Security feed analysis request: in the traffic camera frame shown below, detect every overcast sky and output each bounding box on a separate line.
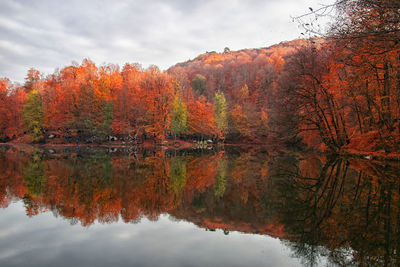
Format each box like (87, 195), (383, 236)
(0, 0), (332, 82)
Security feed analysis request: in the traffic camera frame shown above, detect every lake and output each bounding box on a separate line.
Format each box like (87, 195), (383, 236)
(0, 145), (398, 266)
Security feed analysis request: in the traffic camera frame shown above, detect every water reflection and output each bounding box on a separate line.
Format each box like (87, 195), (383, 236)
(279, 156), (400, 266)
(0, 145), (399, 266)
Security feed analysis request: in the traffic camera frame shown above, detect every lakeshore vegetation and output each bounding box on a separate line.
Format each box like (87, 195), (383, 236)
(0, 0), (399, 155)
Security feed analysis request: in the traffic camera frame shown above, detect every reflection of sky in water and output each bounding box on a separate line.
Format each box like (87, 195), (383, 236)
(0, 201), (306, 267)
(0, 147), (396, 266)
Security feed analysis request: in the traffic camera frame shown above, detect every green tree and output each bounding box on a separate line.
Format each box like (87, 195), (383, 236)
(23, 90), (44, 141)
(214, 91), (228, 133)
(170, 157), (186, 195)
(24, 151), (46, 197)
(214, 159), (227, 198)
(191, 74), (207, 95)
(170, 96), (188, 137)
(96, 101), (113, 140)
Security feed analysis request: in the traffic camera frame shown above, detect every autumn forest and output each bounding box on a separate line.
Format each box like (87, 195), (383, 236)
(0, 1), (399, 157)
(1, 1), (400, 266)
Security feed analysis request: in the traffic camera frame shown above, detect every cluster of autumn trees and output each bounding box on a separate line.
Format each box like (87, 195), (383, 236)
(0, 146), (399, 265)
(0, 40), (292, 143)
(167, 41), (299, 142)
(0, 62), (228, 143)
(168, 0), (400, 152)
(274, 0), (400, 153)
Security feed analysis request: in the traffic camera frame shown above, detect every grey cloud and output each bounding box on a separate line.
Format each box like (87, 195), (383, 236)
(0, 201), (309, 266)
(0, 0), (332, 82)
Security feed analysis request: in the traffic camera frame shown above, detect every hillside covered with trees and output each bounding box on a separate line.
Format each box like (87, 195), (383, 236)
(0, 0), (399, 155)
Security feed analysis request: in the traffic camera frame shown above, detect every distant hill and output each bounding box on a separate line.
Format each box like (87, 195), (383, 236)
(167, 39), (312, 143)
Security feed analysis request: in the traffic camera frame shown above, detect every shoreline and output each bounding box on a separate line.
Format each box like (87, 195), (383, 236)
(2, 142), (400, 162)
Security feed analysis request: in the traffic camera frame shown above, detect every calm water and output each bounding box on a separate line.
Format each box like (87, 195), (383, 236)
(0, 145), (399, 267)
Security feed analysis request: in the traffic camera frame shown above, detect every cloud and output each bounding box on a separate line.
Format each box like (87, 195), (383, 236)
(0, 0), (332, 82)
(0, 201), (307, 267)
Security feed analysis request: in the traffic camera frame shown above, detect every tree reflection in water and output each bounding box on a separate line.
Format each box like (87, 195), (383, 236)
(0, 145), (399, 266)
(278, 155), (400, 266)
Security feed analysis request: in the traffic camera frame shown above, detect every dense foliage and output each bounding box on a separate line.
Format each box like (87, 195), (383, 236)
(0, 0), (399, 154)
